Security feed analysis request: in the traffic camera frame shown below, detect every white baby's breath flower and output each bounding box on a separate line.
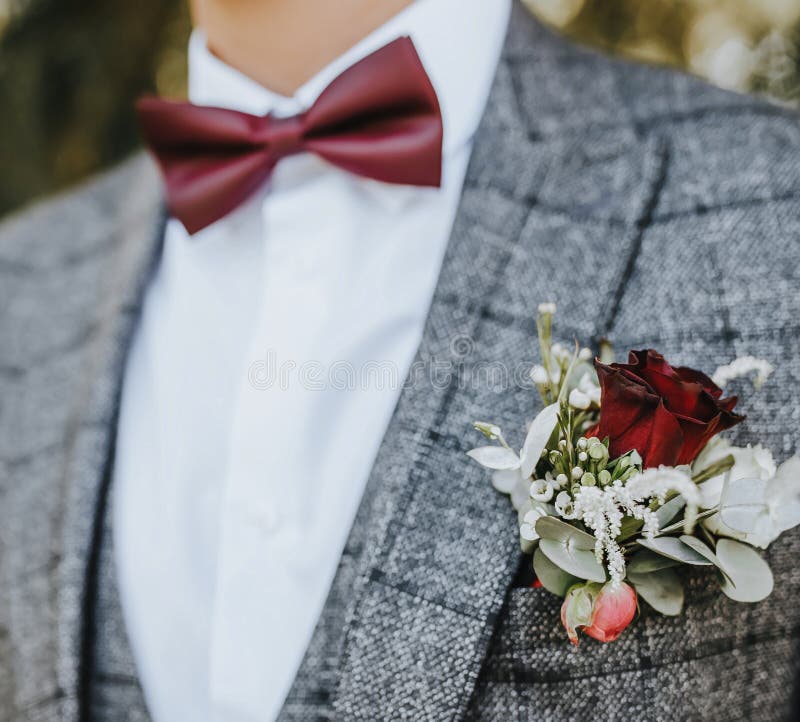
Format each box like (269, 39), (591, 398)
(711, 355), (774, 389)
(571, 466), (700, 584)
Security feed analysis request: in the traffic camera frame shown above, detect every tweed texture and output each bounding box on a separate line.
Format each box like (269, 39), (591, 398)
(1, 3), (800, 720)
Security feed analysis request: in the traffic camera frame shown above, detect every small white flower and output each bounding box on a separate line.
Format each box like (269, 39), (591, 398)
(571, 466), (584, 480)
(538, 302), (557, 315)
(555, 490), (577, 519)
(530, 478), (555, 502)
(521, 505), (549, 538)
(578, 347), (593, 361)
(555, 473), (569, 488)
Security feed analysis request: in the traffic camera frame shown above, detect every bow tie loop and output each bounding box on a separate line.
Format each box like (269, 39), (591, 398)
(138, 36), (443, 234)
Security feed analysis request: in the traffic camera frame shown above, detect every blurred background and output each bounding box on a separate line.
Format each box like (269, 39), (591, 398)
(0, 0), (798, 220)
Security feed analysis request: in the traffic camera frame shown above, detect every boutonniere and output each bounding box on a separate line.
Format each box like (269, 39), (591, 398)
(468, 303), (800, 645)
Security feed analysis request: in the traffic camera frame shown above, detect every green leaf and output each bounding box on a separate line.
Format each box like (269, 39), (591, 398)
(520, 403), (560, 478)
(638, 536), (713, 566)
(626, 550), (681, 575)
(628, 568), (684, 616)
(466, 446), (520, 470)
(679, 535), (734, 585)
(716, 539), (774, 603)
(616, 516), (643, 542)
(654, 495), (686, 528)
(535, 516), (596, 546)
(536, 517), (606, 582)
(533, 547), (580, 597)
(537, 539), (606, 582)
(692, 454), (735, 484)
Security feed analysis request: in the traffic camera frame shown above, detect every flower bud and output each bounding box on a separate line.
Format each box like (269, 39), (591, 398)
(530, 365), (549, 385)
(561, 581), (637, 645)
(588, 443), (608, 461)
(598, 469), (612, 486)
(568, 388), (591, 410)
(581, 472), (596, 487)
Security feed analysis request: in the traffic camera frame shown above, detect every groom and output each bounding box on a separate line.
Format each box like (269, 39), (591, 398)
(1, 0), (799, 719)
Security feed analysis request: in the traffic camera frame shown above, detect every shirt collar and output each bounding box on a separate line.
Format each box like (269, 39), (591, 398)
(188, 0), (511, 157)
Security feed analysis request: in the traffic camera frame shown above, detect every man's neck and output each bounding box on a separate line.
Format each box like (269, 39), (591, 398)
(190, 0), (416, 97)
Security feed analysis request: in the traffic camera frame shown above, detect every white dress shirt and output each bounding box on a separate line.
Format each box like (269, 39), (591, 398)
(113, 1), (510, 720)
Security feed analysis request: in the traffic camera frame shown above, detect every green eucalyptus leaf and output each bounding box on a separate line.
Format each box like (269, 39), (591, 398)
(626, 549), (681, 575)
(533, 547), (580, 597)
(520, 403), (560, 478)
(716, 539), (774, 603)
(536, 516), (606, 582)
(628, 568), (684, 616)
(539, 539), (606, 583)
(535, 516), (596, 547)
(654, 495), (686, 528)
(638, 536), (712, 566)
(616, 516), (644, 542)
(679, 535), (734, 585)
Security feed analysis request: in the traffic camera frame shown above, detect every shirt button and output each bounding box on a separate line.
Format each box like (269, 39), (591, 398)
(244, 504), (283, 535)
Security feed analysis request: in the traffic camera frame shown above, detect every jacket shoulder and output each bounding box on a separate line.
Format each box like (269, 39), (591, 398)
(505, 7), (800, 218)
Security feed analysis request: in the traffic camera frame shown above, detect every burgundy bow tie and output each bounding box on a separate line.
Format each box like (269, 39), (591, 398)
(137, 37), (443, 235)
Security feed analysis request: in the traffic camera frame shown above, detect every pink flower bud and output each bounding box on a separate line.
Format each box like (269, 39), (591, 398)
(561, 581), (637, 645)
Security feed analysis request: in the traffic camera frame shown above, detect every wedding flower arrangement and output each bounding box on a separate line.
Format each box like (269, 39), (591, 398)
(468, 303), (800, 645)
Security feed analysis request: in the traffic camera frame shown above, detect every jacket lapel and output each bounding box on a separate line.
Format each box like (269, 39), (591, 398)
(0, 154), (164, 719)
(283, 14), (534, 720)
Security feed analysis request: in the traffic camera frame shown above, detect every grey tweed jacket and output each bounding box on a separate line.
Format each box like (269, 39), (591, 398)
(2, 4), (800, 721)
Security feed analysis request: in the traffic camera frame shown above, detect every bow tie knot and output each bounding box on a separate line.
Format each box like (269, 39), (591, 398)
(259, 114), (307, 157)
(137, 36), (443, 234)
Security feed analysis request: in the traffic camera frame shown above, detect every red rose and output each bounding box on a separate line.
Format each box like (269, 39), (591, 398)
(593, 349), (743, 468)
